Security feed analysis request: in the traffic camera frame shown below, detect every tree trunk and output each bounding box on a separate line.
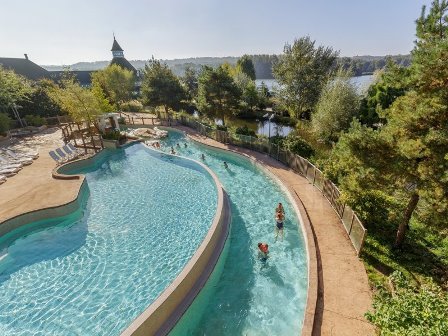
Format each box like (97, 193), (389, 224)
(394, 192), (420, 248)
(221, 111), (226, 126)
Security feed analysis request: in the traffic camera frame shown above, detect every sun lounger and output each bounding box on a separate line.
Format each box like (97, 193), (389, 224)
(0, 154), (32, 166)
(68, 143), (84, 156)
(55, 148), (71, 162)
(48, 150), (66, 165)
(10, 146), (39, 159)
(5, 149), (36, 161)
(0, 156), (23, 169)
(62, 145), (78, 160)
(0, 167), (20, 177)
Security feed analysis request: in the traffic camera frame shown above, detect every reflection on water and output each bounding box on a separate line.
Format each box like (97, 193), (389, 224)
(215, 117), (293, 138)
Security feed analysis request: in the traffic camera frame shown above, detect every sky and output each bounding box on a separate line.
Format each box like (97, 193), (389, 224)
(0, 0), (433, 65)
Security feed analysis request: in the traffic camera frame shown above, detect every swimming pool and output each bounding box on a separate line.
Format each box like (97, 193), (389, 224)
(162, 130), (308, 335)
(0, 145), (218, 335)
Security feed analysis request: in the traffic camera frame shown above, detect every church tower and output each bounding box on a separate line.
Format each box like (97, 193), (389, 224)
(110, 36), (137, 74)
(111, 36), (124, 58)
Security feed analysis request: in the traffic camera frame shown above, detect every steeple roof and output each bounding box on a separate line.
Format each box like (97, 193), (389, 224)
(111, 38), (123, 52)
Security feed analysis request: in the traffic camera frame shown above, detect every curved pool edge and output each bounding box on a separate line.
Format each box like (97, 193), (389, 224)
(120, 146), (231, 336)
(177, 128), (317, 336)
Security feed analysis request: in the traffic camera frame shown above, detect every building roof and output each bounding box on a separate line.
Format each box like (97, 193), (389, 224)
(110, 57), (137, 74)
(111, 38), (124, 52)
(50, 70), (94, 86)
(0, 57), (50, 81)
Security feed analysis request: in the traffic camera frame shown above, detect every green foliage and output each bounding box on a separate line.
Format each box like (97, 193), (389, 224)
(236, 55), (256, 80)
(18, 79), (62, 117)
(272, 36), (339, 118)
(102, 129), (125, 141)
(282, 131), (314, 158)
(197, 66), (241, 126)
(0, 66), (33, 113)
(0, 113), (11, 135)
(216, 124), (228, 131)
(24, 114), (46, 127)
(312, 68), (360, 142)
(181, 65), (198, 102)
(91, 64), (134, 108)
(366, 271), (448, 336)
(235, 125), (257, 137)
(141, 58), (186, 114)
(47, 76), (113, 123)
(359, 61), (411, 127)
(233, 72), (259, 112)
(120, 100), (143, 112)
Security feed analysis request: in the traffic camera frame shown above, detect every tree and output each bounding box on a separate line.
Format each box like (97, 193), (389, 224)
(141, 58), (186, 114)
(272, 36), (339, 119)
(197, 66), (241, 126)
(0, 113), (11, 135)
(233, 71), (259, 112)
(0, 66), (33, 114)
(312, 68), (360, 142)
(181, 65), (198, 102)
(359, 60), (411, 128)
(19, 79), (61, 117)
(91, 64), (134, 108)
(236, 55), (256, 80)
(47, 76), (113, 126)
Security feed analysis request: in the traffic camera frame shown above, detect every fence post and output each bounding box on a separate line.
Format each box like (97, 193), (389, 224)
(142, 117), (144, 125)
(357, 229), (367, 256)
(349, 213), (355, 235)
(313, 168), (317, 186)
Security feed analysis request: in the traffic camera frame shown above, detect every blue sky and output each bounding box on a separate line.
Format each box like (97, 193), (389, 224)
(0, 0), (432, 65)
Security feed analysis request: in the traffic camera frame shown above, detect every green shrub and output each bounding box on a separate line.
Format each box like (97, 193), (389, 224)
(235, 125), (257, 137)
(120, 100), (143, 112)
(216, 124), (228, 131)
(24, 114), (47, 127)
(366, 271), (448, 336)
(102, 130), (125, 141)
(117, 117), (126, 125)
(0, 113), (11, 135)
(283, 134), (314, 158)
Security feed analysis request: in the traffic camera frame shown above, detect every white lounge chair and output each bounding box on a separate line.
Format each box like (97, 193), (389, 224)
(0, 167), (19, 177)
(0, 156), (23, 169)
(10, 146), (39, 159)
(0, 155), (33, 166)
(5, 149), (36, 161)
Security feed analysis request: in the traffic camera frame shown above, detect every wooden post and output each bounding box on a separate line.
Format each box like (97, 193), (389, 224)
(77, 123), (87, 154)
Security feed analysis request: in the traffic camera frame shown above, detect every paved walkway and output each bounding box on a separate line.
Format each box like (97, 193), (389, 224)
(0, 129), (83, 224)
(178, 127), (374, 336)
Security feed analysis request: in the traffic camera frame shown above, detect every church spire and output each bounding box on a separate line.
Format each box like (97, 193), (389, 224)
(111, 36), (124, 58)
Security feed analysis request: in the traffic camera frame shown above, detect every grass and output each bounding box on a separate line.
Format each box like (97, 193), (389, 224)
(361, 219), (448, 290)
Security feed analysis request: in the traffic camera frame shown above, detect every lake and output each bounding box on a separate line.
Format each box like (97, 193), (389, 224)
(255, 75), (374, 93)
(214, 75), (376, 138)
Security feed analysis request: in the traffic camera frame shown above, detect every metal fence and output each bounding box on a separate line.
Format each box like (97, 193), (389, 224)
(174, 115), (367, 255)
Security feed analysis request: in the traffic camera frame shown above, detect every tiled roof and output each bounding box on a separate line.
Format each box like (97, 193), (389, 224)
(0, 57), (50, 80)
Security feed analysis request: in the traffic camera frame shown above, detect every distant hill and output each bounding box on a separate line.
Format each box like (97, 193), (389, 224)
(42, 54), (411, 79)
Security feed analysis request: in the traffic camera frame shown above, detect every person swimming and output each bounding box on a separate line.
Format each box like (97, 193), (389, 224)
(224, 161), (229, 169)
(276, 202), (285, 216)
(258, 242), (269, 260)
(170, 146), (176, 155)
(184, 143), (188, 148)
(201, 153), (205, 160)
(176, 143), (181, 148)
(275, 211), (284, 241)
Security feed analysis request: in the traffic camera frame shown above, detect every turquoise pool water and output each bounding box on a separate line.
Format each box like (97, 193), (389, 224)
(0, 145), (217, 335)
(162, 131), (308, 335)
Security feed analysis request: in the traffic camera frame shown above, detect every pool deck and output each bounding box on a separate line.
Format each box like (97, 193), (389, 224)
(0, 129), (84, 224)
(178, 126), (375, 336)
